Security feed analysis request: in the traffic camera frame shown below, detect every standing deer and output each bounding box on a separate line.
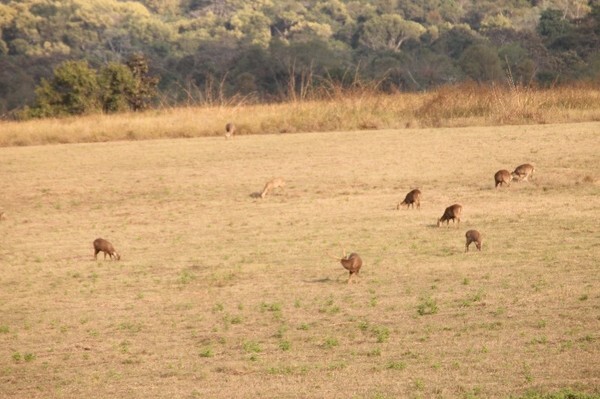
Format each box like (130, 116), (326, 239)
(225, 122), (235, 139)
(260, 177), (286, 199)
(93, 238), (121, 261)
(465, 230), (482, 252)
(494, 170), (511, 188)
(0, 211), (5, 221)
(437, 204), (462, 227)
(397, 189), (422, 210)
(511, 163), (535, 182)
(326, 245), (363, 284)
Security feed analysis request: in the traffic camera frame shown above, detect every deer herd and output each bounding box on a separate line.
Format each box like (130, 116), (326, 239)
(69, 124), (534, 285)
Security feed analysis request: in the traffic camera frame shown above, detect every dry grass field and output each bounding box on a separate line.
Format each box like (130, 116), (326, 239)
(1, 122), (599, 398)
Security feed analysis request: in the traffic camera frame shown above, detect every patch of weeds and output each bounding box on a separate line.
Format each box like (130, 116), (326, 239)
(523, 363), (534, 383)
(178, 269), (196, 285)
(460, 289), (486, 308)
(492, 307), (505, 317)
(462, 386), (483, 398)
(294, 299), (302, 308)
(275, 325), (287, 339)
(385, 361), (406, 371)
(579, 294), (588, 301)
(12, 352), (21, 362)
(369, 297), (378, 307)
(527, 336), (548, 345)
(279, 340), (291, 351)
(119, 341), (130, 354)
(260, 302), (282, 312)
(536, 320), (547, 329)
(358, 320), (369, 332)
(117, 322), (143, 333)
(366, 348), (381, 357)
(417, 297), (439, 316)
(243, 341), (262, 353)
(0, 326), (9, 334)
(414, 378), (425, 390)
(199, 347), (214, 358)
(298, 323), (309, 331)
(212, 303), (224, 312)
(327, 361), (348, 370)
(230, 315), (242, 325)
(323, 337), (339, 349)
(514, 389), (600, 399)
(371, 325), (390, 343)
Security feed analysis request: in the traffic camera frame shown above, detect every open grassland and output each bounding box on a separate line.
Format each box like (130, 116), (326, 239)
(1, 122), (599, 398)
(1, 84), (600, 147)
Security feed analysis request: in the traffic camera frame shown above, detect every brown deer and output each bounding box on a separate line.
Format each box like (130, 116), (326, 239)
(465, 230), (482, 252)
(397, 189), (422, 210)
(326, 245), (363, 284)
(260, 177), (286, 199)
(225, 122), (235, 139)
(437, 204), (462, 227)
(0, 211), (5, 221)
(511, 163), (535, 182)
(494, 169), (511, 188)
(93, 238), (120, 261)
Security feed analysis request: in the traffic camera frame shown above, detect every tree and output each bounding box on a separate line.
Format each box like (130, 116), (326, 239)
(126, 53), (159, 111)
(359, 14), (425, 52)
(459, 44), (504, 83)
(31, 60), (100, 117)
(537, 9), (572, 41)
(98, 62), (136, 113)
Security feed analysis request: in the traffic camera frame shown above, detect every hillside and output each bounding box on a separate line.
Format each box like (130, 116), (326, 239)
(1, 0), (600, 116)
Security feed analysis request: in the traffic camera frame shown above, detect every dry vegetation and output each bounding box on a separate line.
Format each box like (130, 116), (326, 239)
(0, 121), (599, 399)
(1, 83), (600, 147)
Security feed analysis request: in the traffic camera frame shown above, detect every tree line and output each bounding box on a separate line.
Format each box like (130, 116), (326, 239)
(1, 0), (599, 118)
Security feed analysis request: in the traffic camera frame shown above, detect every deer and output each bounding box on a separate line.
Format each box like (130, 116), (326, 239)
(0, 211), (5, 221)
(465, 230), (482, 252)
(397, 188), (422, 210)
(93, 238), (120, 261)
(437, 204), (462, 227)
(511, 163), (535, 182)
(326, 244), (363, 284)
(260, 177), (286, 199)
(225, 122), (235, 139)
(494, 169), (511, 188)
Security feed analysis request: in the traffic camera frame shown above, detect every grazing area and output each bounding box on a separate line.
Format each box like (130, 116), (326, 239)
(0, 122), (599, 398)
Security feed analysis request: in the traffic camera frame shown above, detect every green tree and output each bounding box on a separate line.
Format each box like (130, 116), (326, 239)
(359, 14), (425, 52)
(537, 9), (572, 41)
(98, 63), (136, 113)
(126, 53), (159, 111)
(459, 44), (504, 83)
(31, 60), (100, 117)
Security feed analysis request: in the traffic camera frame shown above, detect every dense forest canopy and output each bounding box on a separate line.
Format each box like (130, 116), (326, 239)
(1, 0), (599, 117)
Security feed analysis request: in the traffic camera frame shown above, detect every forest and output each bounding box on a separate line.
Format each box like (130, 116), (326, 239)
(1, 0), (599, 118)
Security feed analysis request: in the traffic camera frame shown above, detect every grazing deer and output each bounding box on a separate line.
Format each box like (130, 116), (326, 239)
(326, 245), (363, 284)
(465, 230), (482, 252)
(494, 170), (511, 188)
(260, 177), (286, 199)
(225, 122), (235, 139)
(437, 204), (462, 227)
(397, 189), (422, 210)
(511, 163), (535, 182)
(93, 238), (120, 261)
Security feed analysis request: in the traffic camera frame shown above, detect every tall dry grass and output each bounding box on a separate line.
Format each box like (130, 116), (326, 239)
(1, 83), (599, 147)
